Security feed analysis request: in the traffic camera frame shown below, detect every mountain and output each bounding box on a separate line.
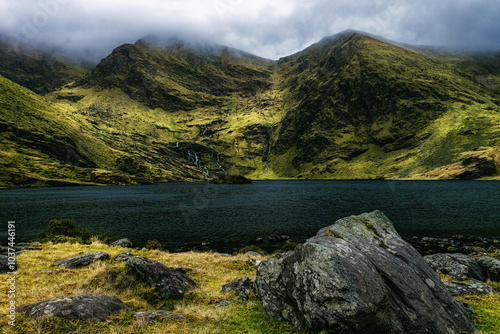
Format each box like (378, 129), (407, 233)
(271, 31), (500, 179)
(0, 31), (499, 187)
(81, 37), (273, 111)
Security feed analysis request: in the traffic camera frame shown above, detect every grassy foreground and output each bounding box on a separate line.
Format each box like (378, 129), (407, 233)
(1, 242), (498, 333)
(0, 242), (300, 334)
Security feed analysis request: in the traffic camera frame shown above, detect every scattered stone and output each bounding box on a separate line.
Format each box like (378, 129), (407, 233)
(133, 310), (187, 323)
(55, 252), (110, 269)
(0, 254), (16, 273)
(424, 253), (485, 281)
(214, 300), (232, 307)
(109, 238), (133, 248)
(254, 211), (478, 333)
(115, 251), (133, 261)
(443, 281), (496, 297)
(126, 256), (196, 299)
(222, 276), (255, 301)
(476, 256), (500, 281)
(17, 294), (127, 321)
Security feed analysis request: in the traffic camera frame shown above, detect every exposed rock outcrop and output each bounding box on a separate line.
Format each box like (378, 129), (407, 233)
(476, 256), (500, 281)
(443, 281), (496, 297)
(425, 254), (500, 282)
(55, 252), (110, 269)
(126, 256), (196, 299)
(253, 211), (478, 333)
(424, 253), (485, 281)
(18, 294), (127, 321)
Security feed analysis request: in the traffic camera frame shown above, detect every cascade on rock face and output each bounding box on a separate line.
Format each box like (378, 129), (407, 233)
(210, 145), (227, 175)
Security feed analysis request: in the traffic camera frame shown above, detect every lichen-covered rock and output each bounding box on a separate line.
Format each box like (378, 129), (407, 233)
(424, 253), (485, 281)
(109, 238), (133, 248)
(443, 281), (496, 296)
(0, 254), (16, 273)
(133, 310), (187, 322)
(222, 276), (254, 300)
(55, 252), (110, 269)
(17, 294), (127, 321)
(126, 256), (196, 299)
(476, 256), (500, 281)
(254, 211), (478, 333)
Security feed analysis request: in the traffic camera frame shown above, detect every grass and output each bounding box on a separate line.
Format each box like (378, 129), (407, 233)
(0, 242), (302, 333)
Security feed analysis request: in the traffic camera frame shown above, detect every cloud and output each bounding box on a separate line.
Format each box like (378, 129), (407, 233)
(1, 0), (499, 61)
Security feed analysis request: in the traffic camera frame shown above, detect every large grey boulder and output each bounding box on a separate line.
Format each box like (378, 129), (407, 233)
(17, 294), (127, 321)
(424, 253), (485, 281)
(55, 252), (110, 269)
(0, 255), (16, 273)
(476, 256), (500, 281)
(254, 211), (478, 333)
(126, 256), (196, 299)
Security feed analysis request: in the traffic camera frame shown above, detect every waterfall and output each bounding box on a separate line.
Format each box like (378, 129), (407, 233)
(188, 150), (210, 177)
(176, 142), (180, 148)
(210, 146), (227, 175)
(262, 125), (273, 174)
(202, 124), (208, 137)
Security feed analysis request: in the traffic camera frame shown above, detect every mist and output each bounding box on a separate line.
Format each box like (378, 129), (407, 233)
(1, 0), (499, 62)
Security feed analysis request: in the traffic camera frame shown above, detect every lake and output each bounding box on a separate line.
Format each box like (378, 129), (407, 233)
(0, 180), (499, 252)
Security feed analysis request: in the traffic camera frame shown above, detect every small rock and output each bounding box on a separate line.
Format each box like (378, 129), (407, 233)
(214, 300), (232, 306)
(55, 252), (110, 269)
(126, 256), (196, 299)
(115, 251), (133, 261)
(443, 281), (496, 296)
(17, 294), (127, 321)
(133, 310), (187, 323)
(109, 238), (133, 248)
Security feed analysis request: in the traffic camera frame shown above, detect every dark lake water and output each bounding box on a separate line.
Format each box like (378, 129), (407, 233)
(0, 180), (499, 252)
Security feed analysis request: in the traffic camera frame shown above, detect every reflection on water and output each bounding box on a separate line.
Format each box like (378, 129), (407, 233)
(0, 180), (499, 252)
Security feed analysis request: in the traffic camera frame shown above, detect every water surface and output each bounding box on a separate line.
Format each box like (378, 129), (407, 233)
(0, 180), (498, 252)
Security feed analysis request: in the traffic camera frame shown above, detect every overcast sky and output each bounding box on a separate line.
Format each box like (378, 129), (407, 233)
(1, 0), (500, 60)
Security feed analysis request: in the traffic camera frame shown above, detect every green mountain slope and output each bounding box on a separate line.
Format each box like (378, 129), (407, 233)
(0, 74), (204, 187)
(1, 32), (499, 187)
(269, 31), (500, 179)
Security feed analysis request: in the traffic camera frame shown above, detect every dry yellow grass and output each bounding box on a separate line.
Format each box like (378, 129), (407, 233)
(0, 242), (298, 333)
